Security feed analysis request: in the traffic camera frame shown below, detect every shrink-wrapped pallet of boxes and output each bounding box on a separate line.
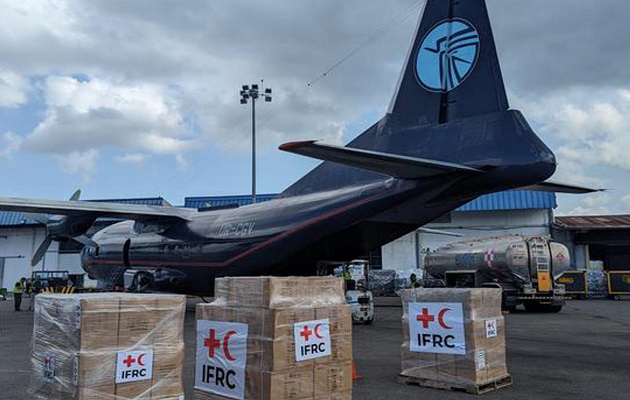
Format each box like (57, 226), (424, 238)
(399, 288), (512, 394)
(194, 277), (353, 400)
(30, 293), (186, 400)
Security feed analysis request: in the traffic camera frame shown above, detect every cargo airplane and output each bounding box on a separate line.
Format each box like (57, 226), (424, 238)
(0, 0), (596, 295)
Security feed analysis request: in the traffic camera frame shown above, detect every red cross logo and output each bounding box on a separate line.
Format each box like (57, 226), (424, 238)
(488, 321), (495, 330)
(416, 307), (435, 329)
(123, 355), (136, 368)
(556, 252), (565, 262)
(204, 329), (221, 358)
(300, 325), (313, 341)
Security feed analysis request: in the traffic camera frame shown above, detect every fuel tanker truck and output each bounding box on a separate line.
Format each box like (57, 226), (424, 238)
(423, 235), (570, 312)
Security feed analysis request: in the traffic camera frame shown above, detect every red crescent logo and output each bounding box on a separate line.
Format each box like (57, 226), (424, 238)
(438, 308), (452, 330)
(137, 353), (145, 366)
(314, 323), (323, 339)
(223, 331), (237, 362)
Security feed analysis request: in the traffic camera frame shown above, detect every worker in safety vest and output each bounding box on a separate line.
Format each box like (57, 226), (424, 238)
(341, 266), (355, 291)
(13, 279), (25, 311)
(28, 277), (43, 311)
(410, 273), (421, 289)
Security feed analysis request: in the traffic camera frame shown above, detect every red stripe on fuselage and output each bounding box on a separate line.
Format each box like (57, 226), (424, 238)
(85, 187), (394, 269)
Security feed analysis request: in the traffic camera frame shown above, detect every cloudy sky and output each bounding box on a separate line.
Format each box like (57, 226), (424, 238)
(0, 0), (628, 215)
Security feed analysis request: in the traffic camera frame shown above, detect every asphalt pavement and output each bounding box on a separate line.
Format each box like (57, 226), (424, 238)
(1, 296), (629, 399)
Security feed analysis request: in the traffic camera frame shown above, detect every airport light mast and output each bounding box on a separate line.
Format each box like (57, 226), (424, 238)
(240, 83), (272, 204)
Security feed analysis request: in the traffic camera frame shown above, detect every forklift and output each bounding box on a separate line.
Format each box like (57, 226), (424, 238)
(317, 259), (375, 324)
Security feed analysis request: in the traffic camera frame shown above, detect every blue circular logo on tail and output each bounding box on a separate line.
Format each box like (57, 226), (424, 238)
(416, 19), (480, 92)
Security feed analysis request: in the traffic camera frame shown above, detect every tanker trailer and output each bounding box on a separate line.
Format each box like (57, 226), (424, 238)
(424, 235), (570, 312)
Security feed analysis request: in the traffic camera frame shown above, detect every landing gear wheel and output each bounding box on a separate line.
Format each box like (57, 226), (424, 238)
(130, 271), (153, 293)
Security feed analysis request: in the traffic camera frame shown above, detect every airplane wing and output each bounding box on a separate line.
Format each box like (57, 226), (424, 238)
(0, 197), (195, 221)
(514, 181), (604, 194)
(279, 141), (483, 179)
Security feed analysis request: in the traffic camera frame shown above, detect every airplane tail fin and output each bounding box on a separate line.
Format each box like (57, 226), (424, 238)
(282, 0), (555, 197)
(387, 0), (508, 128)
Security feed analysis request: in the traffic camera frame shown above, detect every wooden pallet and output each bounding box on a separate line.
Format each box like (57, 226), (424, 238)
(399, 374), (513, 395)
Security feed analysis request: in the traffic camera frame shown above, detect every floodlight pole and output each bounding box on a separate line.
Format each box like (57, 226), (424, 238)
(251, 97), (256, 204)
(240, 83), (272, 205)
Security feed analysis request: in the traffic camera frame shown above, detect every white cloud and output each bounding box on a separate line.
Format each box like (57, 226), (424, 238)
(562, 192), (612, 216)
(622, 194), (630, 207)
(23, 76), (197, 159)
(0, 1), (81, 41)
(0, 71), (29, 107)
(55, 149), (99, 181)
(522, 88), (630, 171)
(0, 131), (23, 159)
(115, 153), (149, 164)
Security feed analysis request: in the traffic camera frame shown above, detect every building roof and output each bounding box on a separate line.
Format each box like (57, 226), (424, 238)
(554, 215), (630, 230)
(186, 190), (555, 211)
(185, 194), (278, 208)
(456, 190), (556, 212)
(0, 212), (40, 226)
(87, 197), (169, 206)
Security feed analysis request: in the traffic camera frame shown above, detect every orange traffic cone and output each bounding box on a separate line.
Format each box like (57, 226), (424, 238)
(352, 362), (363, 381)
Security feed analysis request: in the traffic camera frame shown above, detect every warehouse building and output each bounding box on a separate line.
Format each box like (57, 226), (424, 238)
(552, 215), (630, 271)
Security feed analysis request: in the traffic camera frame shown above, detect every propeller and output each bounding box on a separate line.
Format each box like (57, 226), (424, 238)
(29, 190), (97, 266)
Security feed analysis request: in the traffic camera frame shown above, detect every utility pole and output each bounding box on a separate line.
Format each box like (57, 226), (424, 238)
(240, 83), (272, 204)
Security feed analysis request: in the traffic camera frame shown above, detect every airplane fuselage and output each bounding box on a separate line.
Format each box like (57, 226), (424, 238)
(82, 117), (554, 296)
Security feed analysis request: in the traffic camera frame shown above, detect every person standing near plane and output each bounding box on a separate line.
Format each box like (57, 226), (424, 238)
(410, 273), (421, 289)
(13, 279), (25, 311)
(28, 277), (42, 311)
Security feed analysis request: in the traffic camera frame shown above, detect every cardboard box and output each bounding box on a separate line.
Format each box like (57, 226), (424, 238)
(197, 277), (352, 400)
(216, 277), (346, 309)
(151, 344), (186, 399)
(401, 288), (503, 320)
(315, 305), (353, 336)
(194, 366), (314, 400)
(400, 289), (509, 386)
(197, 303), (318, 372)
(31, 293), (186, 400)
(315, 334), (353, 365)
(313, 363), (353, 398)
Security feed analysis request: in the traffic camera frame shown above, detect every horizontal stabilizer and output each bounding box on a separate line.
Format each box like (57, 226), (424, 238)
(279, 141), (483, 179)
(516, 181), (604, 194)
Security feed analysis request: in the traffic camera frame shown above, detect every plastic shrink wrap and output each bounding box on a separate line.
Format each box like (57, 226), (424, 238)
(400, 288), (509, 387)
(367, 270), (397, 296)
(31, 293), (186, 400)
(195, 277), (352, 400)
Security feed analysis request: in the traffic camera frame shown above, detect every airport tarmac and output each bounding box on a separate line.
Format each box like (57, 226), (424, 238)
(1, 297), (628, 399)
